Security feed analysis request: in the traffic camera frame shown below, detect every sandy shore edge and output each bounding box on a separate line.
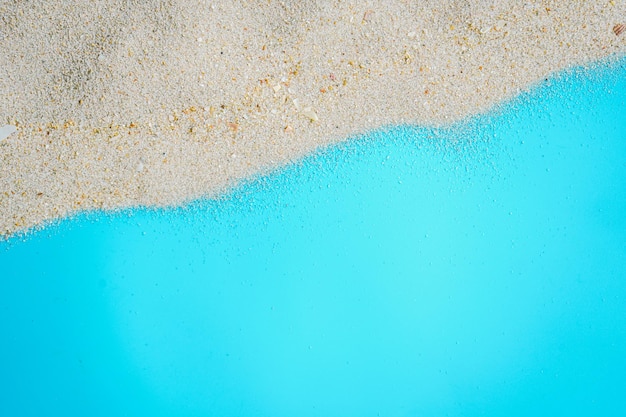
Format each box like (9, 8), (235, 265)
(1, 1), (625, 237)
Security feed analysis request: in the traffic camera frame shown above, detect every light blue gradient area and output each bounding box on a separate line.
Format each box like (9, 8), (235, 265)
(1, 59), (625, 416)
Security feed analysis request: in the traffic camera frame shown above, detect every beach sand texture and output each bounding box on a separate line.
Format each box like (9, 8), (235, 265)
(1, 0), (625, 237)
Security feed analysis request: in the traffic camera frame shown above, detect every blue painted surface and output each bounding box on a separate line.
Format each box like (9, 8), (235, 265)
(1, 59), (625, 416)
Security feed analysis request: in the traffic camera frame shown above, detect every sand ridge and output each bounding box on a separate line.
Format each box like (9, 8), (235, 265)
(1, 0), (625, 236)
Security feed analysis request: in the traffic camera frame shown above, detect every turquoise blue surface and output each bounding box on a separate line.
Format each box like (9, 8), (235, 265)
(1, 58), (626, 416)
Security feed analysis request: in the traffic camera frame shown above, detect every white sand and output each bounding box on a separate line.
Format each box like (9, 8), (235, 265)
(1, 0), (625, 236)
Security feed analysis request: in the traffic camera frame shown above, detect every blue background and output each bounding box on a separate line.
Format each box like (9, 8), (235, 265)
(1, 59), (625, 416)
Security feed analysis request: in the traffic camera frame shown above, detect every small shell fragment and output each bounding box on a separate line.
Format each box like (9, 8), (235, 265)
(0, 125), (17, 142)
(301, 107), (319, 122)
(614, 24), (625, 36)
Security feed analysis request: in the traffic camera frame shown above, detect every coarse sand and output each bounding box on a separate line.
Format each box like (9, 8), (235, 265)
(1, 0), (625, 237)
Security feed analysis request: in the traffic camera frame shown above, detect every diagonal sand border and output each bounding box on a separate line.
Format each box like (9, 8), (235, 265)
(1, 0), (625, 237)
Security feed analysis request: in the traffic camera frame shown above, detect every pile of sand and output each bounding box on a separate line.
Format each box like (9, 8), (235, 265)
(1, 0), (625, 236)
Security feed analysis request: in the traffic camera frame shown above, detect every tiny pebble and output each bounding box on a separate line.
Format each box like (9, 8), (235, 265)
(0, 125), (17, 142)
